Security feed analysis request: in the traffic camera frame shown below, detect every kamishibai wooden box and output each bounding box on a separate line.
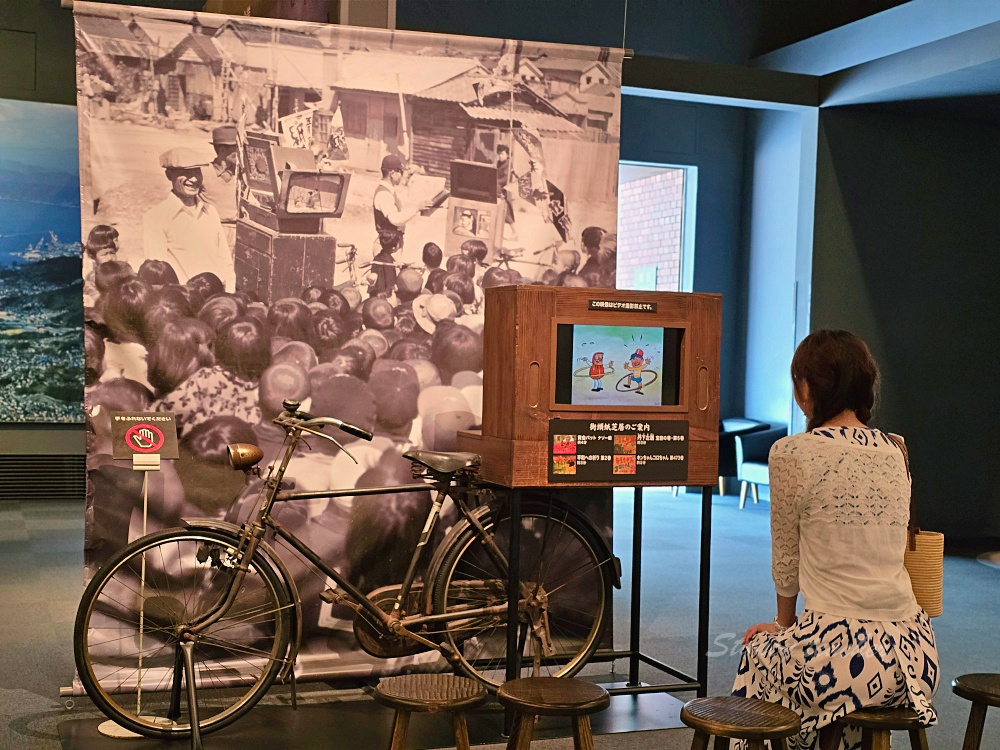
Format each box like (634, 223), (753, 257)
(456, 286), (721, 488)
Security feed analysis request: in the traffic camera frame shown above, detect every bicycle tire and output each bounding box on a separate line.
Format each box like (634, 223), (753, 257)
(431, 505), (611, 689)
(74, 528), (292, 738)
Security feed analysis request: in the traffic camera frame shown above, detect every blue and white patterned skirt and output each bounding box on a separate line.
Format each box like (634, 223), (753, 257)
(732, 610), (938, 750)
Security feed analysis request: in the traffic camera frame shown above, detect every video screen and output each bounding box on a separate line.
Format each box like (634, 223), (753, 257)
(554, 324), (683, 407)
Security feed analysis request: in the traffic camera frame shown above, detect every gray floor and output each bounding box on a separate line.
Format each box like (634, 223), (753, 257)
(1, 490), (997, 749)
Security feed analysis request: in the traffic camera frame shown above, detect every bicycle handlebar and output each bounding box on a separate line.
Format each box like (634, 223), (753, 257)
(277, 401), (374, 442)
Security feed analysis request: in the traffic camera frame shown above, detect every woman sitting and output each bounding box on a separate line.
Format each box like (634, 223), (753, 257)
(734, 330), (938, 750)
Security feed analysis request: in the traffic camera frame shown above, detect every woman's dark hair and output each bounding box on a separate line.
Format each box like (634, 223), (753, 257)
(215, 315), (270, 381)
(267, 298), (315, 348)
(319, 289), (349, 317)
(186, 272), (225, 308)
(94, 260), (135, 295)
(147, 318), (215, 396)
(442, 272), (475, 305)
(791, 329), (880, 431)
(313, 308), (349, 353)
(103, 278), (151, 343)
(422, 242), (442, 269)
(301, 285), (325, 304)
(318, 346), (368, 380)
(198, 295), (242, 333)
(137, 259), (179, 287)
(387, 338), (430, 361)
(139, 286), (193, 345)
(446, 253), (476, 279)
(430, 321), (482, 385)
(425, 267), (447, 294)
(85, 225), (119, 257)
(178, 416), (257, 514)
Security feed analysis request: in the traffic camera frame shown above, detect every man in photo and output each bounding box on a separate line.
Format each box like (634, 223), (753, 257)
(372, 154), (423, 250)
(200, 126), (240, 249)
(142, 147), (234, 291)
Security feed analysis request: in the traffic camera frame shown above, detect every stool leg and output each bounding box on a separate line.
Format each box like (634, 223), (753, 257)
(506, 711), (535, 750)
(690, 730), (710, 750)
(819, 724), (844, 750)
(869, 729), (890, 750)
(388, 709), (410, 750)
(747, 741), (767, 750)
(712, 736), (730, 749)
(962, 702), (988, 750)
(572, 715), (595, 750)
(909, 726), (929, 750)
(454, 712), (471, 750)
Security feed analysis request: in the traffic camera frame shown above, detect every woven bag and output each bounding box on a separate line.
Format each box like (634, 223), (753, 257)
(888, 433), (944, 617)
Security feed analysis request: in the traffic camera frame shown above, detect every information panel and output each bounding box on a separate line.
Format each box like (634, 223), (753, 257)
(548, 419), (689, 483)
(110, 412), (180, 460)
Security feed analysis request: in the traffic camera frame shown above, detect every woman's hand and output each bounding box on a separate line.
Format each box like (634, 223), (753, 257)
(742, 622), (780, 644)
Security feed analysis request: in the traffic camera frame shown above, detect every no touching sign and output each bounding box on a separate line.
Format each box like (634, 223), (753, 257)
(111, 413), (180, 459)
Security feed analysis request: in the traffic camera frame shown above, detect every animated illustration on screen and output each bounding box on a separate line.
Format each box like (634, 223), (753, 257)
(570, 325), (663, 405)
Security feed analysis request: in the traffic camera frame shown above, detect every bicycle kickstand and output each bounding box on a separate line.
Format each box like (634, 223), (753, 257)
(179, 640), (205, 750)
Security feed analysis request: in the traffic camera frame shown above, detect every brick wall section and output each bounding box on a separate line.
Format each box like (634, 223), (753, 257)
(616, 169), (686, 291)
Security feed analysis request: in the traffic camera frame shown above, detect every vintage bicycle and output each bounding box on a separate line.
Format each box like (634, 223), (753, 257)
(74, 401), (619, 739)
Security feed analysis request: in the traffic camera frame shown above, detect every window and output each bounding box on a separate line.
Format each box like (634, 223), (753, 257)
(342, 100), (367, 137)
(616, 162), (697, 292)
(585, 75), (592, 84)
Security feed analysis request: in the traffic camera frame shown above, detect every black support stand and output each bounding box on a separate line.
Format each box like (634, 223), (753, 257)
(592, 485), (713, 697)
(180, 640), (205, 750)
(503, 488), (522, 735)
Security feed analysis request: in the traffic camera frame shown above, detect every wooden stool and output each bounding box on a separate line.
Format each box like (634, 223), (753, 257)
(818, 706), (929, 750)
(497, 676), (610, 750)
(680, 696), (800, 750)
(952, 673), (1000, 750)
(372, 673), (488, 750)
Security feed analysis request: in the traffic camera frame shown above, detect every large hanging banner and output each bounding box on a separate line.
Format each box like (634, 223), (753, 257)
(77, 1), (622, 681)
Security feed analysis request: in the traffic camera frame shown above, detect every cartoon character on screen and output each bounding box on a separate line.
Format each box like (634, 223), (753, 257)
(580, 351), (614, 392)
(624, 348), (652, 394)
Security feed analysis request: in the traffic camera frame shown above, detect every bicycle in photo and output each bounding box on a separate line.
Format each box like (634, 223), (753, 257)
(74, 401), (620, 738)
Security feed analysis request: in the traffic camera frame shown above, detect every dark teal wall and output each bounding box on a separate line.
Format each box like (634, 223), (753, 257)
(0, 0), (77, 105)
(812, 107), (1000, 539)
(620, 97), (748, 418)
(397, 0), (760, 65)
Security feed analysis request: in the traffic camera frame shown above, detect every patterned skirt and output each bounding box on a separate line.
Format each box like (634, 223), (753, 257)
(732, 609), (938, 750)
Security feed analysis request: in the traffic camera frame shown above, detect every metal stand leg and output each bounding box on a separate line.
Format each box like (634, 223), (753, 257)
(179, 640), (204, 750)
(697, 486), (713, 697)
(504, 488), (522, 735)
(628, 486), (643, 687)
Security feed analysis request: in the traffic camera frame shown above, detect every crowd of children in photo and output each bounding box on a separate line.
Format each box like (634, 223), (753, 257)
(81, 217), (618, 620)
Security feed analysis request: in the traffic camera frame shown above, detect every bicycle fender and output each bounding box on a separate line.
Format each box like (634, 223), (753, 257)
(180, 517), (302, 683)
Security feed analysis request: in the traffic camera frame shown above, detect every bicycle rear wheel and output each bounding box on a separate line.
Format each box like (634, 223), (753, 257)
(432, 506), (611, 689)
(74, 528), (292, 738)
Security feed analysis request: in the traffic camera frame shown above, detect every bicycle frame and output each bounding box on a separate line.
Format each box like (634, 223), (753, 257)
(187, 416), (512, 661)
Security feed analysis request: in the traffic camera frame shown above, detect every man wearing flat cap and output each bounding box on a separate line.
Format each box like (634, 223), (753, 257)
(200, 125), (240, 247)
(142, 147), (235, 290)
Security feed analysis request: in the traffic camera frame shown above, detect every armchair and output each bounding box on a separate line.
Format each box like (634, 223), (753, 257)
(717, 418), (769, 495)
(735, 425), (788, 508)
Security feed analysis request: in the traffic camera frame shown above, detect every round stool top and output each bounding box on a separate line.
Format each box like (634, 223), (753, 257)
(373, 673), (488, 713)
(497, 677), (610, 717)
(839, 706), (924, 730)
(680, 697), (800, 741)
(952, 674), (1000, 707)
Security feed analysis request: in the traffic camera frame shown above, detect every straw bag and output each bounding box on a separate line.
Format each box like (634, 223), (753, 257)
(888, 434), (944, 617)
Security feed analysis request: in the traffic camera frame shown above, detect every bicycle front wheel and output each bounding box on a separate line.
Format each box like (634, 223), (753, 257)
(74, 529), (292, 738)
(432, 507), (611, 689)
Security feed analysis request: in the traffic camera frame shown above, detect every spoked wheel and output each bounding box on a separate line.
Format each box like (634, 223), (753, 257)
(432, 505), (611, 689)
(74, 529), (292, 738)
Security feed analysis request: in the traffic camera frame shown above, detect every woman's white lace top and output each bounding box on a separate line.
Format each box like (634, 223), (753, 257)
(769, 427), (920, 621)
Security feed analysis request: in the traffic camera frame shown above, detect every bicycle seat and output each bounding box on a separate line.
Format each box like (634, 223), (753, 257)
(404, 450), (480, 475)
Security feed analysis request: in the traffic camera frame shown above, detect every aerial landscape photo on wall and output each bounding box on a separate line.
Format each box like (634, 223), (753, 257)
(0, 99), (83, 423)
